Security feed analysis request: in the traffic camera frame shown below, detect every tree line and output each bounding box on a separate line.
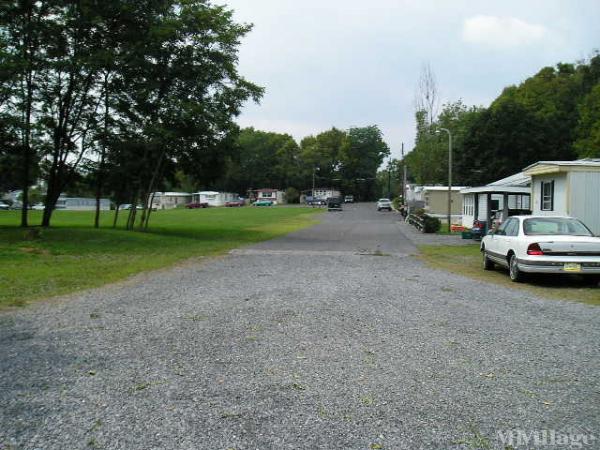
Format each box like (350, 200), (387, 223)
(405, 54), (600, 187)
(213, 126), (390, 202)
(0, 0), (263, 229)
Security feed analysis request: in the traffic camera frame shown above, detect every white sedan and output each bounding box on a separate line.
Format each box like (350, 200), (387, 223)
(481, 215), (600, 282)
(377, 198), (392, 211)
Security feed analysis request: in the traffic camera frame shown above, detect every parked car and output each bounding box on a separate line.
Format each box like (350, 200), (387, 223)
(186, 202), (209, 209)
(327, 197), (343, 211)
(0, 202), (9, 210)
(225, 199), (245, 207)
(119, 204), (145, 210)
(344, 195), (354, 203)
(377, 198), (392, 211)
(31, 203), (45, 210)
(306, 197), (325, 206)
(481, 215), (600, 282)
(254, 200), (273, 207)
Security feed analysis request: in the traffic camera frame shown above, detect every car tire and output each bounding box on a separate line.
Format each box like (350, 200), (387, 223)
(509, 254), (524, 282)
(482, 250), (494, 270)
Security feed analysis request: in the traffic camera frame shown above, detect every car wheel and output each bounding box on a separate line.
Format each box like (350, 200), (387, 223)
(482, 249), (494, 270)
(509, 254), (524, 282)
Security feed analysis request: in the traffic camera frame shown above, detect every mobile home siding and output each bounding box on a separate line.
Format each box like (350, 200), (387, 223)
(569, 171), (600, 235)
(531, 174), (567, 216)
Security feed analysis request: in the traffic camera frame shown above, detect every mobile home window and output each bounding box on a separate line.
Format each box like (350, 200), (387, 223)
(541, 181), (554, 211)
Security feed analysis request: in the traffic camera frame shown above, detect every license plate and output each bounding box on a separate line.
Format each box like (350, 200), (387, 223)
(563, 263), (582, 272)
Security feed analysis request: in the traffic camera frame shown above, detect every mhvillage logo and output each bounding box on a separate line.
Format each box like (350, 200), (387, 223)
(497, 427), (597, 448)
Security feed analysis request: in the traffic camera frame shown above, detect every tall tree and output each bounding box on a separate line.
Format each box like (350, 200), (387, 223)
(339, 126), (390, 201)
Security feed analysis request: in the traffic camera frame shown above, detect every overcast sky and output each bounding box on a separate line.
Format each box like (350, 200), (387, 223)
(222, 0), (600, 160)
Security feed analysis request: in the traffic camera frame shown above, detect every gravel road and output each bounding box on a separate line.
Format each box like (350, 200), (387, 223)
(1, 203), (599, 449)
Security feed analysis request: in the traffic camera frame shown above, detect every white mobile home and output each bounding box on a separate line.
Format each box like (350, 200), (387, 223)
(150, 192), (192, 210)
(193, 191), (238, 207)
(56, 196), (111, 211)
(523, 159), (600, 235)
(461, 172), (531, 229)
(251, 188), (286, 205)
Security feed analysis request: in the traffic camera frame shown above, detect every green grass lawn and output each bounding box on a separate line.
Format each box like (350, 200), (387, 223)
(418, 244), (600, 306)
(0, 207), (322, 308)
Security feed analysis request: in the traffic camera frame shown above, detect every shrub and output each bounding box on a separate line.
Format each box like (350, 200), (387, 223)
(423, 215), (441, 233)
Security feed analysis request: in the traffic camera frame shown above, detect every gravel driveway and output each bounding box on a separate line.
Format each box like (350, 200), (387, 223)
(1, 203), (599, 449)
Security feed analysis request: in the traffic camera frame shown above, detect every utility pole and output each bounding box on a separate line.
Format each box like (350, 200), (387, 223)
(437, 128), (453, 228)
(387, 159), (392, 199)
(311, 167), (316, 205)
(401, 142), (407, 206)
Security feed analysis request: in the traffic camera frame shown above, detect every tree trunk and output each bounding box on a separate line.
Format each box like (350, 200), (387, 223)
(144, 191), (157, 230)
(94, 72), (110, 228)
(20, 3), (35, 228)
(112, 204), (120, 228)
(137, 149), (165, 231)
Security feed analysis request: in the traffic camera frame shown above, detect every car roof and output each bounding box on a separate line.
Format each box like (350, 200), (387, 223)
(509, 215), (576, 220)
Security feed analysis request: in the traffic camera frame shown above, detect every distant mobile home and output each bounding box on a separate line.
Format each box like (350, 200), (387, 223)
(150, 192), (192, 210)
(250, 189), (285, 205)
(192, 191), (238, 207)
(56, 196), (111, 211)
(421, 186), (465, 224)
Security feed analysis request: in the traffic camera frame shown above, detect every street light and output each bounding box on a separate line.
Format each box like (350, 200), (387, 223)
(436, 128), (453, 229)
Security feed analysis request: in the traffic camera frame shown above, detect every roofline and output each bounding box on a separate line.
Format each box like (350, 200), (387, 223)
(523, 160), (600, 175)
(460, 186), (531, 194)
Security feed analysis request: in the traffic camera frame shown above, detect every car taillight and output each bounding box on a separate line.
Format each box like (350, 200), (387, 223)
(527, 243), (544, 256)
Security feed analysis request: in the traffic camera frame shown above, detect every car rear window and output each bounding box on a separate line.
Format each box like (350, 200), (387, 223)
(523, 218), (593, 236)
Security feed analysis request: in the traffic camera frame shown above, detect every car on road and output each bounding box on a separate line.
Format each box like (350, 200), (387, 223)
(377, 198), (393, 211)
(186, 202), (209, 209)
(327, 197), (343, 211)
(225, 199), (245, 207)
(481, 215), (600, 282)
(344, 195), (354, 203)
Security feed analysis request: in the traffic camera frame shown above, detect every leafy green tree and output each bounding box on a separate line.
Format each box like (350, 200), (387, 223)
(574, 84), (600, 157)
(300, 127), (347, 186)
(339, 126), (390, 201)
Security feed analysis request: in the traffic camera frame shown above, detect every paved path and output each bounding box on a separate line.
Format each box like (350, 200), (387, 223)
(1, 204), (599, 449)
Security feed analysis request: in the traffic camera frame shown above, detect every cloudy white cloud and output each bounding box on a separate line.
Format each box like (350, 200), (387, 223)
(462, 15), (547, 49)
(221, 0), (599, 159)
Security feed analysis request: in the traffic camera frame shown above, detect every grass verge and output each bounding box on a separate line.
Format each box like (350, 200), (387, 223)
(418, 244), (600, 306)
(0, 207), (322, 308)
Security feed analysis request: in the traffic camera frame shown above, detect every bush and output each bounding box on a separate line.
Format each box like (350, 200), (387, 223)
(423, 215), (441, 233)
(392, 197), (402, 210)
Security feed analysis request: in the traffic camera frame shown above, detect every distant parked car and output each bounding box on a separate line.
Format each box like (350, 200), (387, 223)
(253, 200), (273, 207)
(31, 203), (45, 210)
(327, 197), (343, 211)
(307, 197), (325, 206)
(344, 195), (354, 203)
(186, 202), (209, 209)
(0, 202), (9, 210)
(119, 204), (143, 210)
(225, 199), (245, 207)
(376, 198), (392, 211)
(481, 215), (600, 282)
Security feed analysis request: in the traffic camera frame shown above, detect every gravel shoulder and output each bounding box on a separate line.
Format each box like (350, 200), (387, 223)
(1, 204), (599, 449)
